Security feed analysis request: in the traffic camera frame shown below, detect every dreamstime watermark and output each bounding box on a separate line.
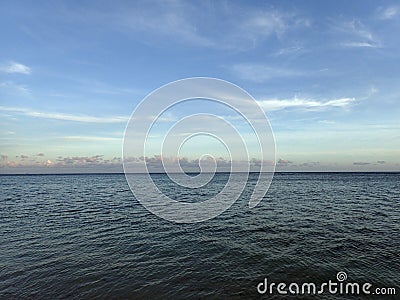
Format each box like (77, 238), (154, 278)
(257, 271), (397, 296)
(123, 77), (275, 223)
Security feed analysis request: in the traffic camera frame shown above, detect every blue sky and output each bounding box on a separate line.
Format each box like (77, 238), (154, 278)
(0, 0), (399, 173)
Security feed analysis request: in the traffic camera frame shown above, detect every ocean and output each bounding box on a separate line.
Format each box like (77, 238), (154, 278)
(0, 173), (399, 299)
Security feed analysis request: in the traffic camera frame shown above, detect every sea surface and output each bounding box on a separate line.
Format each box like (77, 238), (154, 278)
(0, 172), (399, 299)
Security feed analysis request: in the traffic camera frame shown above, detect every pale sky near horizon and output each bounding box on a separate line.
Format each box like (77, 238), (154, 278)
(1, 0), (399, 173)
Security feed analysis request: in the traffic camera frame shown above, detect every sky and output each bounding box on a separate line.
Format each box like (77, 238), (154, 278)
(0, 0), (399, 173)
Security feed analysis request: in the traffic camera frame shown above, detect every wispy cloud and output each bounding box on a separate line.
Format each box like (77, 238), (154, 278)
(79, 2), (310, 50)
(231, 63), (304, 82)
(377, 6), (399, 20)
(340, 42), (381, 48)
(63, 135), (121, 141)
(92, 86), (144, 96)
(236, 10), (288, 44)
(221, 7), (310, 49)
(0, 61), (31, 74)
(336, 19), (381, 48)
(0, 130), (15, 135)
(115, 2), (214, 47)
(0, 81), (30, 96)
(257, 96), (356, 111)
(272, 46), (304, 56)
(0, 106), (128, 123)
(318, 120), (336, 125)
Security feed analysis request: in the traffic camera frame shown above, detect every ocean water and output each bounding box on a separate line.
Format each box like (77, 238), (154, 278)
(0, 173), (399, 299)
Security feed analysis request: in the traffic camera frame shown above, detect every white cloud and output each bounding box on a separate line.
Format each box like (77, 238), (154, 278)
(119, 5), (214, 48)
(0, 106), (128, 123)
(0, 81), (30, 96)
(318, 120), (336, 124)
(257, 96), (356, 111)
(231, 63), (304, 82)
(0, 130), (15, 135)
(273, 46), (304, 56)
(340, 42), (381, 48)
(63, 135), (121, 141)
(0, 61), (31, 74)
(238, 10), (288, 42)
(86, 2), (310, 50)
(17, 2), (310, 52)
(55, 155), (105, 165)
(335, 19), (381, 48)
(346, 20), (373, 40)
(222, 8), (310, 49)
(378, 6), (399, 20)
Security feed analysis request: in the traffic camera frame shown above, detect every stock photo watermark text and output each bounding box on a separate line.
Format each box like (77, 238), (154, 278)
(257, 272), (397, 296)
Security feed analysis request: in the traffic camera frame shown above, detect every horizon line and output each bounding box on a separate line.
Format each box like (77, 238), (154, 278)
(1, 171), (399, 176)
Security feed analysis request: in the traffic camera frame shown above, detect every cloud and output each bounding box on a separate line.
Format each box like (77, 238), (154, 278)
(0, 106), (128, 123)
(0, 61), (31, 74)
(85, 2), (309, 50)
(1, 154), (123, 172)
(63, 136), (121, 141)
(318, 120), (336, 124)
(118, 3), (214, 48)
(236, 10), (289, 44)
(377, 6), (399, 20)
(1, 154), (235, 173)
(337, 19), (381, 48)
(353, 162), (370, 165)
(0, 81), (30, 96)
(231, 64), (304, 82)
(56, 155), (104, 165)
(347, 20), (373, 40)
(0, 130), (15, 135)
(257, 96), (356, 111)
(273, 46), (304, 56)
(122, 155), (274, 173)
(340, 42), (381, 48)
(277, 158), (293, 167)
(6, 161), (18, 168)
(18, 1), (310, 52)
(214, 6), (310, 49)
(299, 161), (320, 167)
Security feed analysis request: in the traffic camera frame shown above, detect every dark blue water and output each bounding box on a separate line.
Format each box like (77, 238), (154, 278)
(1, 173), (399, 299)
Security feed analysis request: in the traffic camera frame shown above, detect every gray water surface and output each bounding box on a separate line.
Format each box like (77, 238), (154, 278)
(1, 173), (399, 299)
